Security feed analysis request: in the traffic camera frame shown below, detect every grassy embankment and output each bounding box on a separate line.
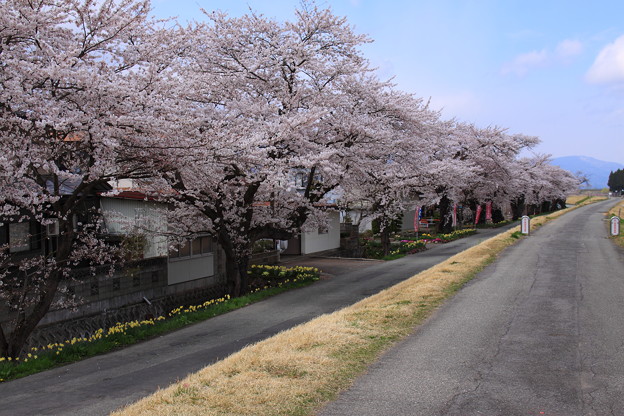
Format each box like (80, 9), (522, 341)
(115, 197), (606, 416)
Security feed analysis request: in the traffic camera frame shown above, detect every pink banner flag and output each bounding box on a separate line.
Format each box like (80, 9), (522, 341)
(485, 201), (492, 222)
(475, 205), (483, 225)
(452, 204), (458, 227)
(413, 206), (421, 231)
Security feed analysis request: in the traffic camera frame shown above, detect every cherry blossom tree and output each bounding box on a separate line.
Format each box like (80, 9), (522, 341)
(456, 124), (539, 224)
(0, 0), (582, 360)
(418, 121), (539, 232)
(146, 3), (408, 295)
(0, 0), (170, 359)
(336, 81), (442, 255)
(511, 155), (579, 217)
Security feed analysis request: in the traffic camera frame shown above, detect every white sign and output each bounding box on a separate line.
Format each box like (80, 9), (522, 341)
(611, 216), (621, 236)
(521, 216), (530, 235)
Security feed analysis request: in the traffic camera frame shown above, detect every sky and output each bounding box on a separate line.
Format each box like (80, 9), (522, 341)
(150, 0), (624, 164)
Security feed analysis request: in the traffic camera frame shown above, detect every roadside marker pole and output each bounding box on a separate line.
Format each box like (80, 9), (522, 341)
(521, 215), (530, 235)
(611, 216), (620, 236)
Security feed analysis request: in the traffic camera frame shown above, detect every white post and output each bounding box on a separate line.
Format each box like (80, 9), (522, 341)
(611, 216), (620, 236)
(521, 215), (530, 235)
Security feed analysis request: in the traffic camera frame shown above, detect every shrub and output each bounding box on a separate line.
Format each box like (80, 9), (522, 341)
(247, 265), (320, 291)
(252, 239), (276, 254)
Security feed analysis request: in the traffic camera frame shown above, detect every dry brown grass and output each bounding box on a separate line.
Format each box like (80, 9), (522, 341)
(113, 207), (573, 416)
(608, 199), (624, 218)
(566, 195), (586, 205)
(566, 195), (608, 205)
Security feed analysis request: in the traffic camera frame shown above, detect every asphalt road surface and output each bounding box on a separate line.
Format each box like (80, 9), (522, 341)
(320, 199), (624, 416)
(0, 222), (515, 415)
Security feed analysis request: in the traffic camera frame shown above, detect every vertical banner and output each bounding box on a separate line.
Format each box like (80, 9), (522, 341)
(474, 205), (483, 225)
(414, 205), (420, 232)
(413, 206), (422, 232)
(452, 204), (458, 227)
(485, 201), (493, 223)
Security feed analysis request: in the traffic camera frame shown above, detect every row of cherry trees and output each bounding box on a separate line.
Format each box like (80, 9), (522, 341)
(0, 0), (578, 358)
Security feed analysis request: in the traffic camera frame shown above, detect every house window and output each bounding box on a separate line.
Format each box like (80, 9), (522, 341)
(9, 223), (31, 253)
(295, 172), (307, 189)
(178, 240), (191, 257)
(168, 235), (213, 260)
(3, 221), (42, 253)
(200, 236), (212, 253)
(192, 238), (202, 256)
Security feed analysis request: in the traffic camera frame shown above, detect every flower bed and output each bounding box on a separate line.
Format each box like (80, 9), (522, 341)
(361, 229), (477, 260)
(247, 265), (320, 291)
(361, 239), (426, 259)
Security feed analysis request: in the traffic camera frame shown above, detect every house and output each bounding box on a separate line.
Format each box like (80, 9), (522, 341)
(1, 186), (229, 348)
(99, 190), (221, 286)
(281, 210), (341, 255)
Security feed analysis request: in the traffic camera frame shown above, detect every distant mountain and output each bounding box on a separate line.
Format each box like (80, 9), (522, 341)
(551, 156), (624, 189)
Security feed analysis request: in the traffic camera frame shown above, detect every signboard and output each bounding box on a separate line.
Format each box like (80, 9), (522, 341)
(611, 216), (621, 236)
(521, 215), (530, 235)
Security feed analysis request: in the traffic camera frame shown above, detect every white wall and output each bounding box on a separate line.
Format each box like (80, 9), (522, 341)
(100, 198), (168, 258)
(301, 211), (340, 254)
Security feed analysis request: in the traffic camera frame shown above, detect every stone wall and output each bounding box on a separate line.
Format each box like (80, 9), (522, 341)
(26, 280), (227, 351)
(2, 252), (229, 352)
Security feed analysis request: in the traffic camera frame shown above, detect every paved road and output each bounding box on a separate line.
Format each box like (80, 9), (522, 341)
(0, 224), (515, 415)
(320, 199), (624, 416)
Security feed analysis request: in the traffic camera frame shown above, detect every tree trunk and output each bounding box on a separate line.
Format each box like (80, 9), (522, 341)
(2, 220), (72, 359)
(492, 207), (505, 223)
(221, 241), (251, 298)
(225, 258), (241, 297)
(437, 195), (454, 234)
(511, 197), (525, 221)
(0, 323), (8, 359)
(381, 227), (391, 257)
(4, 269), (62, 359)
(237, 256), (249, 295)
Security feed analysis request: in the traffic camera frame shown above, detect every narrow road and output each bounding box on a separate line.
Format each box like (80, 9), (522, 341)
(0, 223), (515, 415)
(320, 199), (624, 416)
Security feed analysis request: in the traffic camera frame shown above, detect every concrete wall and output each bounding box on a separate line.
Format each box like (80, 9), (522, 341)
(167, 254), (215, 285)
(401, 209), (417, 231)
(301, 211), (340, 254)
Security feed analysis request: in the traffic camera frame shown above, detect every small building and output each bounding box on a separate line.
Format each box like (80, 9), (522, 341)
(282, 210), (341, 255)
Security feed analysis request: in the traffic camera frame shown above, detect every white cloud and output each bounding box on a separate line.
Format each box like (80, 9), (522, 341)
(502, 38), (584, 77)
(501, 49), (548, 76)
(556, 39), (583, 59)
(586, 35), (624, 85)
